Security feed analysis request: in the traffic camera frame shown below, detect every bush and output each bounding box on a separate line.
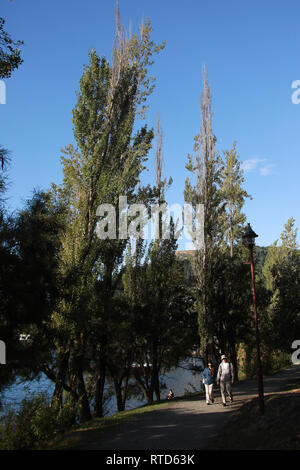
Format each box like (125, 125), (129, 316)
(0, 408), (18, 450)
(237, 343), (291, 380)
(0, 392), (76, 449)
(261, 349), (291, 375)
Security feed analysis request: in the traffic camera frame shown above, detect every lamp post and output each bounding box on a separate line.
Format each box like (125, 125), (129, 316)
(242, 223), (264, 414)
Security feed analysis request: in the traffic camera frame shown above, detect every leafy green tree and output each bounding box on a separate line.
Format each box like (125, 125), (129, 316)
(263, 218), (300, 353)
(0, 17), (24, 359)
(262, 241), (282, 291)
(0, 15), (23, 213)
(220, 141), (251, 257)
(122, 233), (196, 404)
(0, 17), (23, 78)
(0, 191), (63, 396)
(214, 246), (255, 376)
(184, 67), (224, 362)
(216, 142), (251, 375)
(120, 116), (195, 404)
(48, 12), (165, 420)
(0, 212), (17, 392)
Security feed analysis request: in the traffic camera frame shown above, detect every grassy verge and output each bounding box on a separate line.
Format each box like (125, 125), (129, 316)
(205, 378), (300, 450)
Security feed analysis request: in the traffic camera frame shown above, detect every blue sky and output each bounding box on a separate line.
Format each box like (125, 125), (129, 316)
(1, 0), (300, 249)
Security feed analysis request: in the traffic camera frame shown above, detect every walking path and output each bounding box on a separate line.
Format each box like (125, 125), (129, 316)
(65, 364), (300, 450)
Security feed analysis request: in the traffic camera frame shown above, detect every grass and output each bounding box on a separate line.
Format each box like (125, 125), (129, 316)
(205, 378), (300, 450)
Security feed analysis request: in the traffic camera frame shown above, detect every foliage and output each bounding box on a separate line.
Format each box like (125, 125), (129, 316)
(184, 67), (224, 360)
(220, 141), (251, 256)
(42, 11), (165, 421)
(184, 68), (252, 367)
(121, 227), (197, 405)
(262, 218), (300, 353)
(0, 17), (23, 78)
(0, 393), (75, 450)
(1, 7), (299, 443)
(0, 146), (10, 203)
(0, 189), (65, 401)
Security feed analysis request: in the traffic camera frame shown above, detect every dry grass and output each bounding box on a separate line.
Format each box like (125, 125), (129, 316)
(206, 383), (300, 450)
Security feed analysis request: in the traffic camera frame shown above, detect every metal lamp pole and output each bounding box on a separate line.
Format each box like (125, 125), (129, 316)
(243, 223), (264, 414)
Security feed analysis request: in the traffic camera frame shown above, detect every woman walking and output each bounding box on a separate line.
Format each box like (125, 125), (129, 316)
(202, 362), (215, 405)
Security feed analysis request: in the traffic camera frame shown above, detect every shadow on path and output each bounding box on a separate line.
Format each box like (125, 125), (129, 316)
(69, 364), (300, 450)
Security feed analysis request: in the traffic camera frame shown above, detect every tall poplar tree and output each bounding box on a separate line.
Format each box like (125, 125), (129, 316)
(217, 141), (251, 376)
(220, 141), (251, 257)
(50, 9), (165, 419)
(184, 67), (223, 362)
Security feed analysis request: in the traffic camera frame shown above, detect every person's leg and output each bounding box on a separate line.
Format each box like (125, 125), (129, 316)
(208, 384), (214, 403)
(225, 382), (233, 402)
(225, 382), (232, 401)
(205, 384), (210, 404)
(220, 381), (226, 404)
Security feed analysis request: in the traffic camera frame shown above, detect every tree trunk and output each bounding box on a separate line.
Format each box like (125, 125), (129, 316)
(152, 364), (160, 402)
(94, 340), (107, 417)
(52, 349), (70, 406)
(74, 355), (91, 422)
(113, 375), (125, 412)
(133, 370), (152, 403)
(122, 373), (129, 406)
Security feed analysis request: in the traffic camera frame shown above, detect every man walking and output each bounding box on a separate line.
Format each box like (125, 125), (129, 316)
(217, 354), (234, 406)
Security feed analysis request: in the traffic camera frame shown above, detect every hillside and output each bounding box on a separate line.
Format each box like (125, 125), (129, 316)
(176, 246), (269, 274)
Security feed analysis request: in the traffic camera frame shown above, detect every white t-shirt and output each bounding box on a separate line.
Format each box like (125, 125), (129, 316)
(217, 361), (234, 382)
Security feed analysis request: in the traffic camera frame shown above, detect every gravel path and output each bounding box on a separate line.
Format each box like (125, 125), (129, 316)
(72, 364), (300, 450)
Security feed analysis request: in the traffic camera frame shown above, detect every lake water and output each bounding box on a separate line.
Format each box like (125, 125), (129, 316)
(0, 358), (204, 416)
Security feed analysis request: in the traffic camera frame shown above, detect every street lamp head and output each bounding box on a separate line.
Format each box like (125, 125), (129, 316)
(242, 223), (258, 248)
